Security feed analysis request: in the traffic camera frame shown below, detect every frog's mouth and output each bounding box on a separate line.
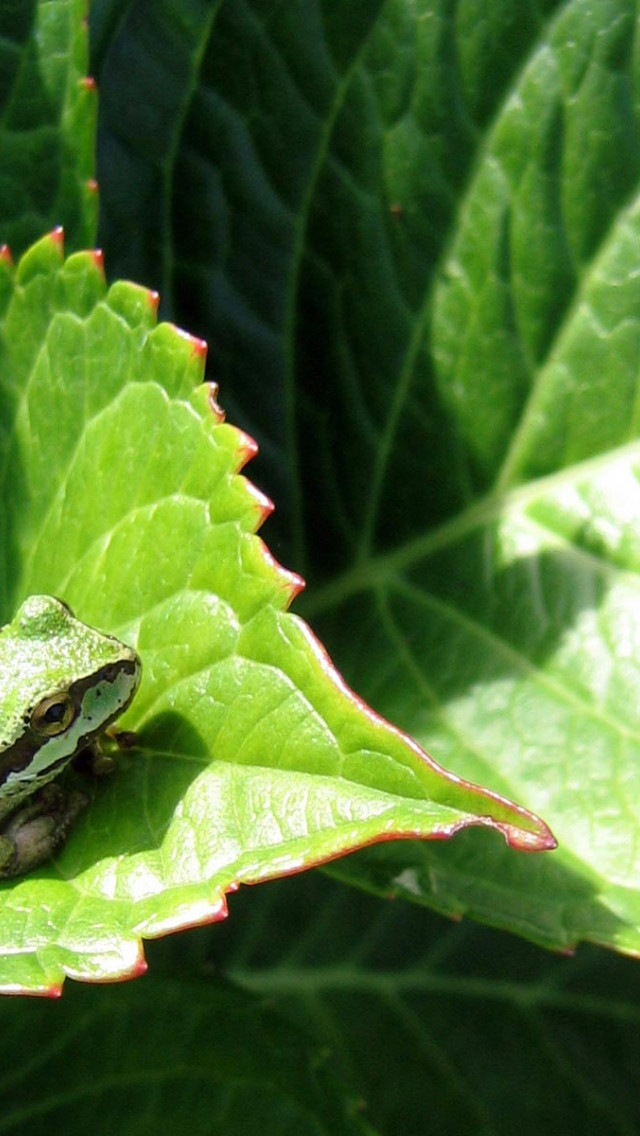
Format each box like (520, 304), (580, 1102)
(0, 657), (141, 796)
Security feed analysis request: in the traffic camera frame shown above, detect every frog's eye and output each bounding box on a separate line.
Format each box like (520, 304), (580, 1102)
(31, 693), (77, 736)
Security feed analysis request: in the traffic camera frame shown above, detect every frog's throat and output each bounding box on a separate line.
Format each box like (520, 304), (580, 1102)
(0, 658), (140, 797)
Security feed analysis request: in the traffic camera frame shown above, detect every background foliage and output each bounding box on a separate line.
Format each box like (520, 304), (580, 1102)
(1, 0), (640, 1132)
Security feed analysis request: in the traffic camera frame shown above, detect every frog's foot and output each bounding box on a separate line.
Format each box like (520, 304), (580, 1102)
(0, 784), (88, 879)
(74, 728), (138, 779)
(108, 727), (138, 750)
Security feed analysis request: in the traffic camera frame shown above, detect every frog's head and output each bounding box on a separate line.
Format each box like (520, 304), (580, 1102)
(0, 596), (142, 801)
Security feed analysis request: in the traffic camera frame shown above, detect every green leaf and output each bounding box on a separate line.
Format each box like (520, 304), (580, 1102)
(0, 972), (373, 1136)
(0, 233), (550, 994)
(90, 0), (640, 958)
(0, 0), (97, 256)
(175, 873), (640, 1136)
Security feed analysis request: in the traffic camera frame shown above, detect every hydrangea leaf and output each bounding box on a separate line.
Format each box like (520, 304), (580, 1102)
(0, 0), (97, 257)
(0, 233), (553, 994)
(90, 0), (640, 960)
(0, 973), (371, 1135)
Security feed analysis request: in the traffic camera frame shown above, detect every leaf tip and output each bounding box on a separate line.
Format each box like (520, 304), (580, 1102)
(236, 429), (259, 469)
(0, 979), (64, 998)
(206, 382), (224, 422)
(129, 955), (149, 980)
(466, 787), (557, 852)
(126, 942), (150, 980)
(172, 324), (206, 357)
(502, 818), (557, 853)
(435, 780), (557, 853)
(81, 76), (97, 92)
(289, 615), (555, 851)
(257, 499), (275, 527)
(459, 795), (557, 853)
(44, 983), (64, 999)
(285, 571), (306, 603)
(0, 244), (13, 266)
(265, 545), (306, 603)
(190, 334), (208, 359)
(50, 226), (64, 252)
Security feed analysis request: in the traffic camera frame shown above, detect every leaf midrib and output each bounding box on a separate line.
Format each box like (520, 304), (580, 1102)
(230, 963), (640, 1022)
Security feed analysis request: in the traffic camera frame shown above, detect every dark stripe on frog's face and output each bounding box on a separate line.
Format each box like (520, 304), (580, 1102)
(0, 657), (140, 798)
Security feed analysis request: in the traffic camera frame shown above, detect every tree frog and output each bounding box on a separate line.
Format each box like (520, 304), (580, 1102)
(0, 595), (141, 878)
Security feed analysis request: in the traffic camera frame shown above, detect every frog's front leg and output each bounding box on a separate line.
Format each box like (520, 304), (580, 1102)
(74, 727), (138, 779)
(0, 785), (88, 879)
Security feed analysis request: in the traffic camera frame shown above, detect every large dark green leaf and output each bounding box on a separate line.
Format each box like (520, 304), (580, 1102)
(162, 873), (640, 1136)
(0, 0), (97, 255)
(91, 0), (640, 955)
(0, 969), (373, 1136)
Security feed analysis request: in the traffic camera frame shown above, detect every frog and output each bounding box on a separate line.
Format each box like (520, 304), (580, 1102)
(0, 595), (141, 878)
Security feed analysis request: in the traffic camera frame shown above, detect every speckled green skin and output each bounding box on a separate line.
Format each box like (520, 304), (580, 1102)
(0, 597), (141, 876)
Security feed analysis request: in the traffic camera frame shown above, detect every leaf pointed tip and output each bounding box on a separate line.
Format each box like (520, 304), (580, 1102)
(470, 788), (557, 852)
(236, 429), (258, 465)
(129, 956), (149, 980)
(207, 381), (224, 422)
(501, 819), (557, 852)
(453, 784), (557, 853)
(286, 572), (306, 602)
(191, 335), (208, 358)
